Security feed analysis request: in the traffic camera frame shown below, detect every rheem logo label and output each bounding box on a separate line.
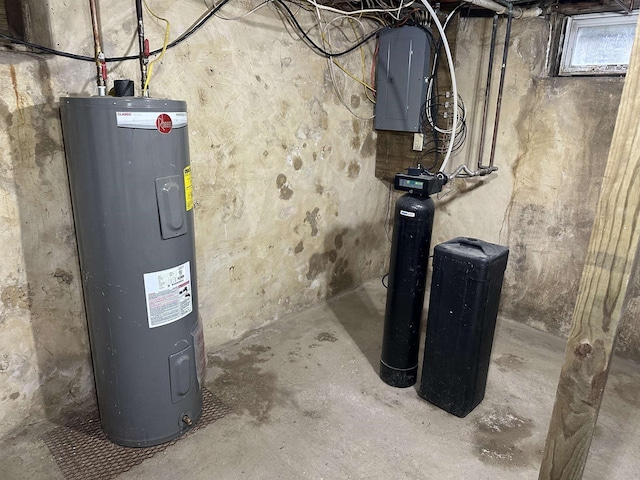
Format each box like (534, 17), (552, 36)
(156, 113), (172, 134)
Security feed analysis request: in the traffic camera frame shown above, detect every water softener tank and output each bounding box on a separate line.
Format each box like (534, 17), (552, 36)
(380, 193), (435, 387)
(60, 97), (204, 447)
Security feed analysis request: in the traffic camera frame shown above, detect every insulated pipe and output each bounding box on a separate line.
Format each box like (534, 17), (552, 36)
(477, 14), (498, 170)
(89, 0), (106, 96)
(464, 0), (542, 18)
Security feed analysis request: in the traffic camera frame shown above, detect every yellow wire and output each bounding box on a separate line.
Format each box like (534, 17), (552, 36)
(143, 0), (170, 95)
(320, 25), (376, 95)
(348, 18), (376, 104)
(332, 59), (376, 93)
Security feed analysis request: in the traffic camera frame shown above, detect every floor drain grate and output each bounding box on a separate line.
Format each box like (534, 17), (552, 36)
(42, 388), (231, 480)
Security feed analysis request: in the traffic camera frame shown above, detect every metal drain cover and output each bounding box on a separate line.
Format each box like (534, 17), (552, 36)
(42, 388), (231, 480)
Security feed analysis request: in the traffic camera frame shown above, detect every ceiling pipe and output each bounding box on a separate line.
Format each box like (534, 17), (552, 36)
(488, 5), (513, 168)
(477, 14), (498, 171)
(464, 0), (542, 18)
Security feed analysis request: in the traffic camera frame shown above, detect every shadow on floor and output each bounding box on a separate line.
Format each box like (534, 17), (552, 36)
(328, 285), (386, 375)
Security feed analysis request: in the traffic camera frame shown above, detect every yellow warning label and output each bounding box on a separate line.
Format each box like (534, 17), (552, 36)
(184, 166), (193, 211)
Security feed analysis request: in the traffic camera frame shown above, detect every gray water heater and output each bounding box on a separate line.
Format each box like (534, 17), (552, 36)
(60, 97), (204, 447)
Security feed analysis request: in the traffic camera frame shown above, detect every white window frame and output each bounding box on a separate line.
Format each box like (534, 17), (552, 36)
(559, 11), (638, 76)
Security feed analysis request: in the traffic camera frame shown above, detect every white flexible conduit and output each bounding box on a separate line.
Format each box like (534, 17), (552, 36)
(419, 0), (458, 174)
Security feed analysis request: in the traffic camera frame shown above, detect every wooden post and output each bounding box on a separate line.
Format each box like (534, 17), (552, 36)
(539, 24), (640, 480)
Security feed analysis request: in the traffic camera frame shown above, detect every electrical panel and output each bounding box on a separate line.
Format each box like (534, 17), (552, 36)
(374, 26), (431, 133)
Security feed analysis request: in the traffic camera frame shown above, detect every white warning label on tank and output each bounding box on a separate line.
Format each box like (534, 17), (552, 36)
(143, 261), (193, 328)
(115, 111), (187, 130)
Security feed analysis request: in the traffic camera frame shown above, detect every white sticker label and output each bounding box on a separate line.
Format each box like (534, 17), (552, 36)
(143, 261), (193, 328)
(116, 111), (188, 130)
(400, 210), (416, 218)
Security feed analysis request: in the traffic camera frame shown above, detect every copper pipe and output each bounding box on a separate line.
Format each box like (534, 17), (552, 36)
(135, 0), (148, 96)
(488, 6), (513, 168)
(477, 14), (498, 169)
(89, 0), (106, 95)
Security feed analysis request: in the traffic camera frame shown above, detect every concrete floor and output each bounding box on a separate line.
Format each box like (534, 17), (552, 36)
(2, 280), (640, 479)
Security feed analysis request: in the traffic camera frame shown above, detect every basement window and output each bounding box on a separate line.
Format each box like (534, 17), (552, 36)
(559, 11), (638, 76)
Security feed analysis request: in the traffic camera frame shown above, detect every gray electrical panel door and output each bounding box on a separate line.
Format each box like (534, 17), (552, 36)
(60, 97), (203, 447)
(374, 26), (431, 132)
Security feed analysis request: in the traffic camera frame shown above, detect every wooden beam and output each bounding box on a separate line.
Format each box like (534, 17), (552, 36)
(375, 131), (416, 182)
(539, 21), (640, 480)
(545, 13), (566, 77)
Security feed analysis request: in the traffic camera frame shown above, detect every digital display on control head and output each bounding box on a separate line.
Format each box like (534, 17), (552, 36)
(399, 178), (424, 189)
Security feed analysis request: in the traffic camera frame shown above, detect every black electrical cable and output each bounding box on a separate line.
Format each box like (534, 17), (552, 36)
(382, 273), (388, 289)
(0, 0), (233, 62)
(415, 151), (438, 171)
(156, 0), (233, 55)
(274, 0), (385, 58)
(1, 0), (378, 62)
(0, 32), (95, 61)
(276, 0), (381, 57)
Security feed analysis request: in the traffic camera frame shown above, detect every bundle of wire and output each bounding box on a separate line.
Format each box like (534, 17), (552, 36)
(417, 92), (467, 170)
(0, 0), (460, 169)
(428, 92), (467, 145)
